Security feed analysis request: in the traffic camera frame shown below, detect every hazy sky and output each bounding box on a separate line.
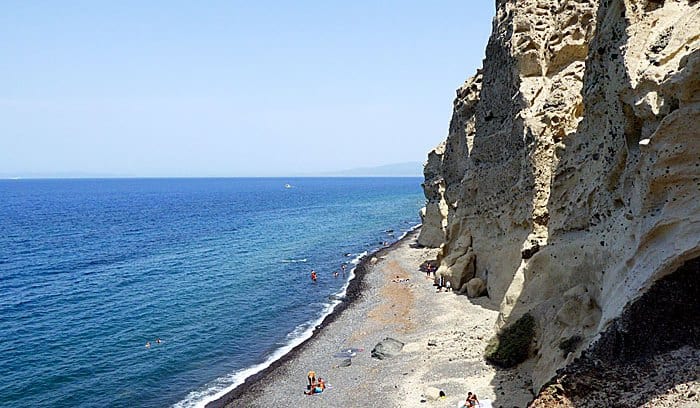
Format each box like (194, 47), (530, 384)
(1, 1), (494, 177)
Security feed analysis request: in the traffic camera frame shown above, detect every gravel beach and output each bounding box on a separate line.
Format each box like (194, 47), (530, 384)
(211, 229), (533, 408)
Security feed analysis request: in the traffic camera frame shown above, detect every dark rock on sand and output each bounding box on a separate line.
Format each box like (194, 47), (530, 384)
(371, 337), (405, 360)
(521, 240), (540, 260)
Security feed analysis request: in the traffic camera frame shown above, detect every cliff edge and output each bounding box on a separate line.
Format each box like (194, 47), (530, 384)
(419, 0), (699, 404)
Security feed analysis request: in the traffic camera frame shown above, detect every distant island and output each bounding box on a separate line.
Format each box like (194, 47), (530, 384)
(319, 161), (423, 177)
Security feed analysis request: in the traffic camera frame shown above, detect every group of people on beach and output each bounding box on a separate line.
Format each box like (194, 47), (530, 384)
(424, 261), (436, 276)
(304, 370), (326, 395)
(434, 274), (452, 292)
(461, 392), (480, 407)
(310, 264), (347, 282)
(422, 260), (453, 292)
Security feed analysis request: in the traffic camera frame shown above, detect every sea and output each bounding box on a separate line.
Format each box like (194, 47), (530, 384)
(0, 177), (424, 408)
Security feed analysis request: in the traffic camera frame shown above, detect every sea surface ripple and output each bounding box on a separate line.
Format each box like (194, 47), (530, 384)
(0, 177), (423, 408)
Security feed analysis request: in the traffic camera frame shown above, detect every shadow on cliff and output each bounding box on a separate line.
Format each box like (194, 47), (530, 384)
(464, 0), (534, 312)
(486, 0), (633, 406)
(495, 0), (700, 406)
(466, 1), (538, 404)
(532, 257), (700, 407)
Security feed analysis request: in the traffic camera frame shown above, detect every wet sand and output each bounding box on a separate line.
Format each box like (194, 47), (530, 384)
(211, 229), (532, 408)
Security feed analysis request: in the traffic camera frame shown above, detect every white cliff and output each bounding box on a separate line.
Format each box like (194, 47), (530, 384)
(421, 0), (700, 395)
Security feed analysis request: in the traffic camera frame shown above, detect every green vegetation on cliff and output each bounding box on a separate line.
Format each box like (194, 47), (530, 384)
(485, 313), (535, 368)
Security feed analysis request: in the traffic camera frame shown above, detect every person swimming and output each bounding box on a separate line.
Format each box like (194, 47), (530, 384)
(145, 341), (151, 349)
(310, 270), (317, 282)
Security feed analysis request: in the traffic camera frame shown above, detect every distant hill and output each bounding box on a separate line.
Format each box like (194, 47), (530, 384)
(322, 162), (423, 177)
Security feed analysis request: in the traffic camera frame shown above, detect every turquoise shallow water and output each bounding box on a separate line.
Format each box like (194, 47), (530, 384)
(0, 177), (423, 408)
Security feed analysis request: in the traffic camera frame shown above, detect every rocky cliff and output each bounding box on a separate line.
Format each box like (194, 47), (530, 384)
(419, 0), (699, 401)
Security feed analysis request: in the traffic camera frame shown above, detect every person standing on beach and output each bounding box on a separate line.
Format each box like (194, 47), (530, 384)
(437, 275), (444, 292)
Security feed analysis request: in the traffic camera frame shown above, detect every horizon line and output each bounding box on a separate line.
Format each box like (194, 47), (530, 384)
(0, 175), (424, 180)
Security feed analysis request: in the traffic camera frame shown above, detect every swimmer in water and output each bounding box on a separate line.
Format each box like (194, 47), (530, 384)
(156, 338), (162, 344)
(334, 271), (339, 277)
(145, 341), (151, 349)
(310, 270), (317, 282)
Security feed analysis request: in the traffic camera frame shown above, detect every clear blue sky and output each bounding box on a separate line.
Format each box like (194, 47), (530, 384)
(1, 1), (494, 177)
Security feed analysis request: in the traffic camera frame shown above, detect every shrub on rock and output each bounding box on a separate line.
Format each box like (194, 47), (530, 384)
(485, 313), (536, 367)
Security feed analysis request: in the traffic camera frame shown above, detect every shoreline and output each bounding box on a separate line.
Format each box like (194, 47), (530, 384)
(216, 227), (534, 408)
(205, 227), (422, 408)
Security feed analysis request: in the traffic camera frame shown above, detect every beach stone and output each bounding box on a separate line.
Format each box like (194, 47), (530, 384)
(521, 240), (540, 260)
(403, 342), (421, 352)
(371, 337), (404, 360)
(466, 277), (487, 298)
(424, 386), (442, 401)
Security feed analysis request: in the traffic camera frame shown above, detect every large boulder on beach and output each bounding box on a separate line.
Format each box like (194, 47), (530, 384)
(371, 337), (404, 360)
(466, 277), (487, 298)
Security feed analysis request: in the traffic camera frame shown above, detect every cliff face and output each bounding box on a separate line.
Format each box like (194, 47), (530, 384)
(420, 0), (700, 393)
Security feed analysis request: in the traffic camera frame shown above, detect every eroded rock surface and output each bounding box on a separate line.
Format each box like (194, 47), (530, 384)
(421, 0), (700, 402)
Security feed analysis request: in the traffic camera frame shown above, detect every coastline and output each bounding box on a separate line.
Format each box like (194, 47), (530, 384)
(212, 227), (534, 408)
(205, 227), (421, 408)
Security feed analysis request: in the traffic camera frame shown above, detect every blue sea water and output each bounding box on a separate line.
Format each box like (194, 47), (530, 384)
(0, 177), (423, 408)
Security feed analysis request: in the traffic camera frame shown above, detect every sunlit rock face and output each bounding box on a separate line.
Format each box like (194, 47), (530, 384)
(423, 0), (700, 392)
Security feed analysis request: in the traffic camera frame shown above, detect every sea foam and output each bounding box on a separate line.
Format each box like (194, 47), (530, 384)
(172, 251), (369, 408)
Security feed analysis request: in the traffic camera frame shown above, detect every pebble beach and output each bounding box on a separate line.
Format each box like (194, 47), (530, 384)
(211, 229), (533, 408)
